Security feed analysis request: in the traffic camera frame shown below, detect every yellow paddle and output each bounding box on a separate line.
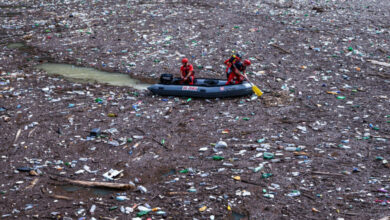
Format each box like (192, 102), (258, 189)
(244, 74), (263, 97)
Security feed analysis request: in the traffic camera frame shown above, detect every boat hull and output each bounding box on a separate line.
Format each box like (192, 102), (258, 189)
(148, 78), (253, 98)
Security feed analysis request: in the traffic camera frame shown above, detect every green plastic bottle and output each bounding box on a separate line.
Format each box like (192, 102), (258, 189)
(263, 152), (274, 159)
(212, 155), (224, 161)
(262, 173), (273, 178)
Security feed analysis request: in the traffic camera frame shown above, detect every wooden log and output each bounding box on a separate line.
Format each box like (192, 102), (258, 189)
(50, 194), (73, 201)
(28, 127), (38, 138)
(166, 191), (188, 196)
(64, 179), (135, 190)
(311, 171), (344, 176)
(13, 128), (21, 144)
(25, 178), (39, 190)
(101, 217), (118, 220)
(270, 43), (291, 54)
(368, 59), (390, 67)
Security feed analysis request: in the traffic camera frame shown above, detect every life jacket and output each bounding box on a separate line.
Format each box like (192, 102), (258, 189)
(229, 55), (241, 66)
(225, 55), (241, 74)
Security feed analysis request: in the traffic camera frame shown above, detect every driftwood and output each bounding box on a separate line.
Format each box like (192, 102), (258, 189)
(368, 59), (390, 67)
(13, 128), (21, 144)
(101, 217), (118, 220)
(341, 212), (359, 216)
(64, 179), (135, 190)
(25, 178), (39, 190)
(369, 73), (390, 79)
(270, 43), (291, 54)
(311, 171), (344, 176)
(28, 127), (38, 138)
(301, 192), (316, 201)
(166, 191), (189, 196)
(50, 194), (73, 200)
(303, 216), (322, 220)
(240, 179), (265, 186)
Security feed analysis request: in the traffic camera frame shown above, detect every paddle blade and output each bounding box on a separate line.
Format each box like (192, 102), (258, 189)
(252, 85), (263, 97)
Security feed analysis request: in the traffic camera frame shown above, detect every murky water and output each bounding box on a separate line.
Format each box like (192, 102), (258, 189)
(162, 169), (176, 177)
(60, 184), (119, 196)
(6, 43), (25, 49)
(232, 211), (247, 220)
(36, 63), (150, 90)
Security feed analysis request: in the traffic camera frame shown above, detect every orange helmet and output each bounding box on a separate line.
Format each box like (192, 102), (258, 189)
(182, 58), (188, 64)
(244, 59), (251, 66)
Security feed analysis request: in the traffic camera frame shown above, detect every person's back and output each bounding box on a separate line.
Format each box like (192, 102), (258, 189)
(233, 60), (246, 72)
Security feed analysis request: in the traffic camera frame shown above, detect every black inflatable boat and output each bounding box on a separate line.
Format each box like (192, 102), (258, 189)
(148, 74), (253, 98)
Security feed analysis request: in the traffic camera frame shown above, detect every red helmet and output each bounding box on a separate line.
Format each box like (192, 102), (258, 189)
(182, 58), (188, 64)
(244, 59), (251, 66)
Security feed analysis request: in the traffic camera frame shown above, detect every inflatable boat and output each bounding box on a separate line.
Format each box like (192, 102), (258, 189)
(148, 75), (253, 98)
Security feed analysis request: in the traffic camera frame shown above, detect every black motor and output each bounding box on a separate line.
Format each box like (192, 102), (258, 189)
(160, 73), (173, 84)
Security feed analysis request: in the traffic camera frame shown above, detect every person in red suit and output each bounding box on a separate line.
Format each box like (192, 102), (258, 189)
(180, 58), (195, 85)
(224, 53), (241, 77)
(225, 56), (251, 85)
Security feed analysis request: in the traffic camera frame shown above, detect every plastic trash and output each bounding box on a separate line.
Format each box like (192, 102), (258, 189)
(103, 169), (123, 180)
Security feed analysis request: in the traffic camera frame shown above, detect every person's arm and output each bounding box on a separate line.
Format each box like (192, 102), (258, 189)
(180, 67), (185, 79)
(184, 71), (192, 80)
(233, 67), (243, 77)
(184, 65), (193, 79)
(232, 63), (245, 78)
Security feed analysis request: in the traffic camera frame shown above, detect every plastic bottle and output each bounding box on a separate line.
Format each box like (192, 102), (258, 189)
(116, 196), (128, 201)
(137, 185), (147, 193)
(90, 205), (96, 214)
(253, 166), (263, 173)
(263, 152), (274, 159)
(212, 155), (224, 161)
(262, 173), (272, 178)
(284, 147), (296, 151)
(264, 194), (274, 198)
(156, 211), (167, 216)
(287, 190), (301, 197)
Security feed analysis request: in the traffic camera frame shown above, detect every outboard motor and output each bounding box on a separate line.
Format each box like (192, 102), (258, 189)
(160, 73), (173, 84)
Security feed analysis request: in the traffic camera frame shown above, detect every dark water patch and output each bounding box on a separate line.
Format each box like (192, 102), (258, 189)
(0, 12), (22, 17)
(0, 4), (29, 9)
(162, 169), (176, 177)
(59, 184), (120, 197)
(232, 211), (247, 220)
